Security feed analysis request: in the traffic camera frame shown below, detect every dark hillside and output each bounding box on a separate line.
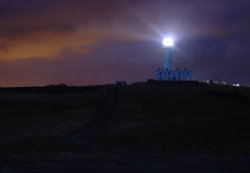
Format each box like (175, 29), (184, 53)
(0, 82), (250, 163)
(94, 82), (250, 154)
(0, 85), (110, 162)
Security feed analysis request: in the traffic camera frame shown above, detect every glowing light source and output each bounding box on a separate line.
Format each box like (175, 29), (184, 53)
(162, 37), (174, 47)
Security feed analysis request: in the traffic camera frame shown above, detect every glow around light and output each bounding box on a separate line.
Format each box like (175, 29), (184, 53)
(162, 37), (174, 47)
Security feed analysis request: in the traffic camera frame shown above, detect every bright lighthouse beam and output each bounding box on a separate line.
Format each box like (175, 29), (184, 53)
(162, 37), (174, 48)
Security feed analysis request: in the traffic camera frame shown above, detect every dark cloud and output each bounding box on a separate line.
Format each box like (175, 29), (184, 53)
(0, 0), (249, 86)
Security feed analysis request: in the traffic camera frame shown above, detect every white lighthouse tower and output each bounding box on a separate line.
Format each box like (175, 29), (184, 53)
(155, 37), (192, 81)
(163, 37), (174, 70)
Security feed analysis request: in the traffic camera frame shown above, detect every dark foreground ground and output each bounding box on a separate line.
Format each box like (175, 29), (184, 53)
(3, 154), (250, 173)
(0, 82), (250, 172)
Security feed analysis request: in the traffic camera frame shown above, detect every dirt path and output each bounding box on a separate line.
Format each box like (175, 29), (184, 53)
(66, 86), (119, 149)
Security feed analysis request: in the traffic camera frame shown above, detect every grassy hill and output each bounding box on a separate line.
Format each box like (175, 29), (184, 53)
(0, 82), (250, 163)
(0, 85), (110, 162)
(96, 82), (250, 154)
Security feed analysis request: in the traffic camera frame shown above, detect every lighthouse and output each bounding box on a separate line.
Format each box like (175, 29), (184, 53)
(162, 37), (174, 70)
(155, 37), (192, 81)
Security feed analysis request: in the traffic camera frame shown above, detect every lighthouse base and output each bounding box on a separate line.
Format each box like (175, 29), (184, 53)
(155, 68), (192, 81)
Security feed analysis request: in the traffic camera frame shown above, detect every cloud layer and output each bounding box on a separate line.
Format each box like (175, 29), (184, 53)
(0, 0), (249, 86)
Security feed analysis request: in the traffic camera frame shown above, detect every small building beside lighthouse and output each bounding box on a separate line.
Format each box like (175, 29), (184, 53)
(155, 37), (192, 81)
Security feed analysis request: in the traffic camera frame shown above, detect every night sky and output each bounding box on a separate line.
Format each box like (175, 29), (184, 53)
(0, 0), (249, 87)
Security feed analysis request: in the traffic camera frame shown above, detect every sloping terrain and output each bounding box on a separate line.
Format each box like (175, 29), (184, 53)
(0, 82), (250, 165)
(94, 82), (250, 154)
(0, 85), (111, 162)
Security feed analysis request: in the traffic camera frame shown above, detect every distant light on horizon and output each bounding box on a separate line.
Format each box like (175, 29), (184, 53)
(162, 37), (174, 48)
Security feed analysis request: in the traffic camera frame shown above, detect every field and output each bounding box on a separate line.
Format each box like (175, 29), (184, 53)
(0, 85), (113, 162)
(95, 82), (250, 154)
(0, 82), (250, 164)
